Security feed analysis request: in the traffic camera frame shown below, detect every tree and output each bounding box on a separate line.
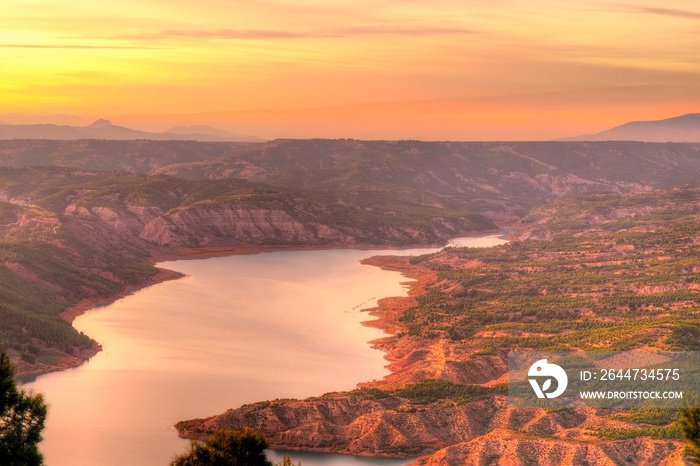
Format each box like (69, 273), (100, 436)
(0, 352), (47, 466)
(276, 456), (302, 466)
(172, 427), (273, 466)
(681, 397), (700, 465)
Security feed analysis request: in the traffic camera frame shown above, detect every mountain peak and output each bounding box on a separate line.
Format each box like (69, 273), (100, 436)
(0, 118), (262, 141)
(560, 113), (700, 142)
(88, 119), (113, 128)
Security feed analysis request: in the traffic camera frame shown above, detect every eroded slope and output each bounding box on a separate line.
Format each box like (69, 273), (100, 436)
(177, 187), (700, 464)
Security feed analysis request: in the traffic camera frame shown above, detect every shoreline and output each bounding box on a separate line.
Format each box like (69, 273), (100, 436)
(358, 255), (438, 389)
(150, 241), (448, 262)
(18, 231), (497, 379)
(27, 233), (498, 461)
(15, 267), (186, 380)
(59, 267), (185, 323)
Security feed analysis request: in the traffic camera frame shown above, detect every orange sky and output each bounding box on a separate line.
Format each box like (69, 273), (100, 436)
(2, 0), (700, 140)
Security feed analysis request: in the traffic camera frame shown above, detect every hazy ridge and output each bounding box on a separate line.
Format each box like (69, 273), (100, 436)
(561, 113), (700, 142)
(0, 119), (263, 142)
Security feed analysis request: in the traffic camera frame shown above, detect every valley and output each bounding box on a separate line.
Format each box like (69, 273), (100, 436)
(177, 187), (700, 464)
(0, 139), (698, 464)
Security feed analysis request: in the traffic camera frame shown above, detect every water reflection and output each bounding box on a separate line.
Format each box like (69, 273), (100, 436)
(28, 235), (507, 466)
(267, 449), (414, 466)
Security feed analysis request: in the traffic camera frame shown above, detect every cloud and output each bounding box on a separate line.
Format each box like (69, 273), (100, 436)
(117, 25), (480, 41)
(636, 6), (700, 19)
(121, 29), (306, 41)
(0, 43), (148, 49)
(617, 5), (700, 20)
(334, 25), (481, 36)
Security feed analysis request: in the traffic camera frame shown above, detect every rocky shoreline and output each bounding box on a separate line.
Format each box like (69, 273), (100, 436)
(19, 222), (689, 464)
(173, 237), (689, 465)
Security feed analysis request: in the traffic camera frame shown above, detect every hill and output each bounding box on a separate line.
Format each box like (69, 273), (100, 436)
(165, 125), (264, 142)
(3, 139), (700, 224)
(1, 138), (700, 462)
(0, 119), (263, 142)
(0, 139), (252, 172)
(178, 186), (700, 464)
(2, 138), (700, 377)
(0, 165), (494, 375)
(561, 113), (700, 142)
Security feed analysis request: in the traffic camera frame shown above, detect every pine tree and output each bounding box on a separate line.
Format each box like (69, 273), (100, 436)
(0, 352), (48, 466)
(171, 427), (274, 466)
(680, 398), (700, 465)
(276, 455), (302, 466)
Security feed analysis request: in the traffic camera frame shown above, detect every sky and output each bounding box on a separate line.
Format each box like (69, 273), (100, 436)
(2, 0), (700, 140)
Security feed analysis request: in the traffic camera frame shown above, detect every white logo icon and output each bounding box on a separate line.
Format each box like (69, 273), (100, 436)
(528, 359), (568, 399)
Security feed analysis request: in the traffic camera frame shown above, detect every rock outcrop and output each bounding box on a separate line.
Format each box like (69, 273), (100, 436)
(177, 396), (502, 458)
(418, 430), (681, 466)
(138, 206), (351, 246)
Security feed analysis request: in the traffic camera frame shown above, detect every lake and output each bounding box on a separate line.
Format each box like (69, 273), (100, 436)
(27, 235), (507, 466)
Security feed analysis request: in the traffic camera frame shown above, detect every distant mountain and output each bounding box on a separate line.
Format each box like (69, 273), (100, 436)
(561, 113), (700, 142)
(0, 119), (263, 142)
(88, 118), (114, 128)
(164, 125), (264, 142)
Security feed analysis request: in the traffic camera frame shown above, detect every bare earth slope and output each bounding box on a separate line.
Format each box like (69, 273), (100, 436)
(0, 166), (493, 376)
(177, 187), (700, 465)
(3, 139), (700, 222)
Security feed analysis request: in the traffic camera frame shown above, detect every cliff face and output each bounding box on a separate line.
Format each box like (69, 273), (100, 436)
(140, 205), (362, 246)
(176, 393), (685, 465)
(0, 201), (59, 240)
(177, 396), (502, 458)
(63, 200), (487, 248)
(0, 166), (497, 249)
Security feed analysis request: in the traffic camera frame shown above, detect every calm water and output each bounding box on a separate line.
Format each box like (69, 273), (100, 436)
(27, 235), (507, 466)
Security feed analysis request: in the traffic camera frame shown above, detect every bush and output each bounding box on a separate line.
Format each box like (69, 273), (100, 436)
(171, 427), (273, 466)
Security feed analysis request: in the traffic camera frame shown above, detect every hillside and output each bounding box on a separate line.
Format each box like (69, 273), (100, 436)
(3, 139), (700, 223)
(562, 113), (700, 142)
(2, 139), (700, 379)
(0, 166), (494, 375)
(0, 167), (492, 248)
(158, 140), (700, 216)
(177, 187), (700, 464)
(0, 120), (262, 142)
(0, 139), (251, 172)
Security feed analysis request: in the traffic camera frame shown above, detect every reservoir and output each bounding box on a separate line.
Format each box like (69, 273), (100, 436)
(27, 235), (507, 466)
